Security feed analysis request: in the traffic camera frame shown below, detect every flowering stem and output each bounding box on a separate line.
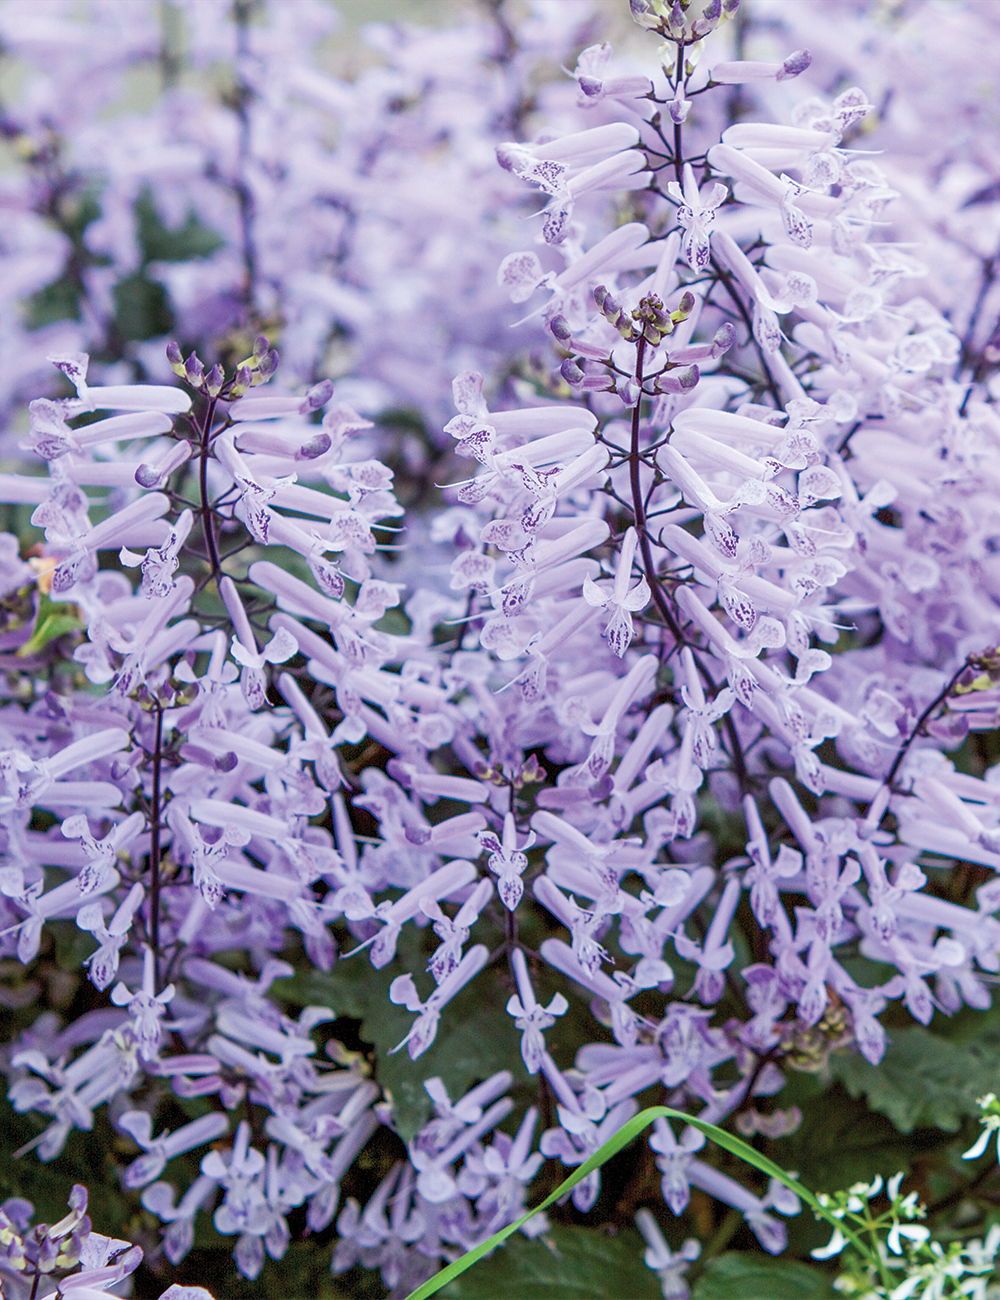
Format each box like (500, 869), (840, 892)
(505, 906), (518, 958)
(884, 658), (972, 791)
(700, 1206), (743, 1263)
(673, 43), (685, 184)
(630, 337), (681, 635)
(158, 0), (182, 91)
(198, 396), (224, 580)
(709, 256), (783, 409)
(956, 247), (998, 388)
(148, 696), (164, 994)
(732, 1047), (779, 1119)
(837, 419), (864, 455)
(925, 1158), (995, 1216)
(627, 337), (750, 794)
(451, 590), (477, 651)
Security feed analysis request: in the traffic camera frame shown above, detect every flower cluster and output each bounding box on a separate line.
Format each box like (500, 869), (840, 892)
(812, 1172), (1000, 1299)
(0, 0), (593, 432)
(0, 1183), (211, 1300)
(0, 0), (999, 1296)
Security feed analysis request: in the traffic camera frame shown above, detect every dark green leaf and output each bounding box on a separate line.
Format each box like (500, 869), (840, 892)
(438, 1226), (660, 1300)
(59, 189), (104, 242)
(933, 996), (1000, 1045)
(276, 929), (525, 1141)
(156, 1239), (353, 1300)
(135, 188), (224, 263)
(112, 271), (174, 341)
(24, 276), (83, 328)
(693, 1253), (836, 1300)
(827, 1027), (1000, 1133)
(0, 1106), (130, 1230)
(23, 188), (104, 329)
(51, 919), (97, 972)
(779, 1083), (942, 1192)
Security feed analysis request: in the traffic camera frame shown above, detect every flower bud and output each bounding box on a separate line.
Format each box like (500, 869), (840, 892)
(166, 341), (185, 376)
(671, 291), (696, 324)
(645, 0), (734, 43)
(712, 322), (737, 356)
(668, 92), (691, 125)
(617, 377), (642, 406)
(184, 352), (205, 388)
(548, 314), (573, 344)
(561, 358), (585, 385)
(229, 364), (253, 398)
(135, 684), (156, 711)
(778, 49), (811, 81)
(297, 433), (332, 460)
(174, 681), (199, 707)
(593, 284), (614, 313)
(653, 363), (699, 393)
(301, 379), (333, 411)
(205, 363), (225, 397)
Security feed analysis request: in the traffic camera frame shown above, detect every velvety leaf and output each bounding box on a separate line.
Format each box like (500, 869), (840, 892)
(933, 996), (1000, 1046)
(777, 1083), (935, 1192)
(276, 929), (525, 1141)
(827, 1027), (1000, 1133)
(693, 1253), (836, 1300)
(438, 1226), (660, 1299)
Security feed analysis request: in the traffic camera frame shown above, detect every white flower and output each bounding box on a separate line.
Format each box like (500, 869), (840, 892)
(231, 627), (298, 711)
(477, 813), (535, 911)
(665, 163), (728, 271)
(583, 527), (650, 656)
(810, 1227), (847, 1259)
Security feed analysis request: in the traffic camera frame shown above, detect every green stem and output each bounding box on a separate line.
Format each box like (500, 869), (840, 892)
(698, 1205), (743, 1266)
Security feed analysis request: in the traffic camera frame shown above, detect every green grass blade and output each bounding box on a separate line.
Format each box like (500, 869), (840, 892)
(402, 1105), (873, 1300)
